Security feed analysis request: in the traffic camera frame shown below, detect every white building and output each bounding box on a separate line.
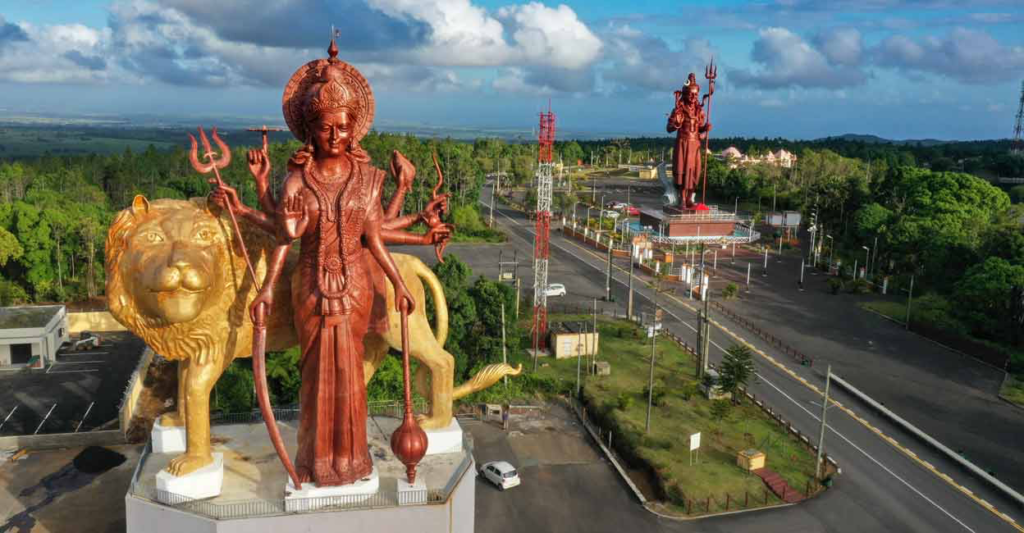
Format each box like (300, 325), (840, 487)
(718, 147), (797, 169)
(0, 306), (69, 369)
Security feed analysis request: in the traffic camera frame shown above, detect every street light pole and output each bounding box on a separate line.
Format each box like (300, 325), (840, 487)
(825, 235), (834, 274)
(904, 275), (914, 330)
(815, 365), (832, 480)
(627, 243), (635, 320)
(605, 234), (613, 301)
(861, 246), (870, 281)
(646, 295), (658, 433)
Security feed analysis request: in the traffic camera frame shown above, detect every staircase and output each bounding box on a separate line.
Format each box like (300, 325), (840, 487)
(753, 467), (804, 503)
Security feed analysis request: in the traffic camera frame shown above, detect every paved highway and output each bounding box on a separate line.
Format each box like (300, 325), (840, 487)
(403, 182), (1024, 533)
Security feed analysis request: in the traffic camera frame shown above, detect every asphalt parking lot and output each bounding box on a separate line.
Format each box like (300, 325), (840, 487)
(0, 331), (146, 435)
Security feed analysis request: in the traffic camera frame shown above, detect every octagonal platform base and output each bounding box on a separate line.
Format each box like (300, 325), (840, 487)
(126, 417), (476, 533)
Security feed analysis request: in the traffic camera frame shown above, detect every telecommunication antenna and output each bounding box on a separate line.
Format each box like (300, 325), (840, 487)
(1013, 80), (1024, 155)
(532, 101), (556, 367)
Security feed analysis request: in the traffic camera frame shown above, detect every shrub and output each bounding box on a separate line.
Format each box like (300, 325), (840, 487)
(827, 277), (843, 295)
(710, 399), (732, 423)
(679, 382), (698, 401)
(721, 283), (739, 300)
(642, 383), (667, 406)
(641, 434), (673, 450)
(616, 392), (634, 410)
(846, 278), (871, 294)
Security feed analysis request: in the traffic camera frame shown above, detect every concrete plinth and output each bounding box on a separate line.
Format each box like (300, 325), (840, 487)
(128, 417), (476, 533)
(285, 466), (379, 512)
(151, 419), (186, 454)
(397, 476), (427, 505)
(425, 419), (463, 455)
(155, 453), (223, 501)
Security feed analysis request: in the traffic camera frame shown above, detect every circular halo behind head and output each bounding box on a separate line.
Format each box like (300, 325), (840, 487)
(282, 40), (374, 144)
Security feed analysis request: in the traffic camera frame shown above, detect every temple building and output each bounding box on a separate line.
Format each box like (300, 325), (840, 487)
(718, 147), (797, 169)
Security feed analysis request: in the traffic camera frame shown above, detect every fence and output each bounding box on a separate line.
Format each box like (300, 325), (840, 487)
(129, 404), (471, 521)
(562, 320), (837, 517)
(709, 301), (814, 367)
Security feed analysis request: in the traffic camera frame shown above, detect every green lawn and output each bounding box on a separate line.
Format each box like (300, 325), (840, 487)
(536, 316), (818, 515)
(1000, 375), (1024, 408)
(860, 300), (907, 324)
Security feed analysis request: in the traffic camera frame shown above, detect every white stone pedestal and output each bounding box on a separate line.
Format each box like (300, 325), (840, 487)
(284, 466), (380, 512)
(425, 419), (463, 455)
(155, 453), (224, 502)
(397, 476), (427, 505)
(151, 419), (187, 454)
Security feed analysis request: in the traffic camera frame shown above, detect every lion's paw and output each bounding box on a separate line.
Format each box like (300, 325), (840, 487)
(159, 412), (185, 427)
(166, 453), (213, 477)
(415, 413), (453, 431)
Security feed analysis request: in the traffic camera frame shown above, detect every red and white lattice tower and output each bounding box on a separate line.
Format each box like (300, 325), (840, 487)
(533, 103), (556, 351)
(1013, 80), (1024, 155)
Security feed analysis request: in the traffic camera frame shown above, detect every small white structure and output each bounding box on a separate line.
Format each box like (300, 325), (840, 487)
(718, 146), (797, 169)
(0, 305), (69, 369)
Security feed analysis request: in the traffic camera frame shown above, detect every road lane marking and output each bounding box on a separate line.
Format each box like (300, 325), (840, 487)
(757, 373), (977, 533)
(487, 206), (1023, 531)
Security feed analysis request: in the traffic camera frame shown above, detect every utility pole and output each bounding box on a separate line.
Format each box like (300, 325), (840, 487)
(605, 235), (613, 301)
(627, 243), (635, 320)
(592, 298), (598, 375)
(575, 321), (583, 398)
(501, 303), (508, 394)
(646, 311), (657, 433)
(816, 365), (832, 480)
(489, 179), (496, 227)
(904, 275), (914, 330)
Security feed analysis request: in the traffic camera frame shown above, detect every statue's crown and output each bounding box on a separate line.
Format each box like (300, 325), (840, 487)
(306, 38), (354, 117)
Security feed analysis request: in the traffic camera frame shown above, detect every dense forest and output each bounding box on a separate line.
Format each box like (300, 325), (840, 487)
(1, 128), (1022, 403)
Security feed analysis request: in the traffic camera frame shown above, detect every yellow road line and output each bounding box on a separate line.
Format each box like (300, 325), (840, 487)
(553, 233), (1024, 532)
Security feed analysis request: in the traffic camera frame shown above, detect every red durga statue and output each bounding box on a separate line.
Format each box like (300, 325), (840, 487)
(211, 37), (448, 488)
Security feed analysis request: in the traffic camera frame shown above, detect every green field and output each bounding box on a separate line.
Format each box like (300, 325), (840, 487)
(0, 126), (179, 157)
(536, 316), (819, 515)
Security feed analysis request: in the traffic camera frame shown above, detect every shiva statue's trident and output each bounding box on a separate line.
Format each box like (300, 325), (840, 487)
(700, 58), (717, 206)
(188, 127), (260, 291)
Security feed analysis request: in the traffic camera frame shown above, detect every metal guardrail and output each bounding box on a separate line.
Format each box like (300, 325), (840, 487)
(129, 403), (471, 520)
(830, 374), (1024, 510)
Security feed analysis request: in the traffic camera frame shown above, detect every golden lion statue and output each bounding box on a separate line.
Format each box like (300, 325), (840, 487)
(106, 195), (520, 476)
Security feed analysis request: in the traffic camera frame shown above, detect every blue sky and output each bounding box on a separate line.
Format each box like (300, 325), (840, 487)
(1, 1), (1023, 140)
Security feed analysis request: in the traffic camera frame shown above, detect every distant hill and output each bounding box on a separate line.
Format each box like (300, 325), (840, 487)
(822, 133), (950, 147)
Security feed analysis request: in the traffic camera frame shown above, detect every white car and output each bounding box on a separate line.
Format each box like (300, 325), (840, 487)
(543, 283), (567, 297)
(602, 210), (621, 219)
(480, 461), (521, 491)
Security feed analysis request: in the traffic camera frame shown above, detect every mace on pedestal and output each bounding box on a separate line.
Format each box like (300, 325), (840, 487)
(391, 305), (428, 483)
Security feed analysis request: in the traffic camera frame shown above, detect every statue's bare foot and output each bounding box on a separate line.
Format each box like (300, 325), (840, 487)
(166, 453), (213, 477)
(159, 412), (185, 427)
(296, 467), (313, 486)
(314, 461), (341, 486)
(416, 413), (452, 431)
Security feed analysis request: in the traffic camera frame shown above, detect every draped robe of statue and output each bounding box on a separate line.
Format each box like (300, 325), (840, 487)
(667, 101), (706, 210)
(292, 154), (389, 486)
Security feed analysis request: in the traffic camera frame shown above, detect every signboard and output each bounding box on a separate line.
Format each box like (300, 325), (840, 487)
(689, 432), (701, 451)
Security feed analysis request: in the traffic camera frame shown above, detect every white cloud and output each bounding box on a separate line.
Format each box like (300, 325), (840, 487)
(874, 27), (1024, 84)
(814, 28), (862, 66)
(732, 27), (868, 90)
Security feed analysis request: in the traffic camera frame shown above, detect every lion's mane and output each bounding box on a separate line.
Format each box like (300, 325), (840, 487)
(105, 198), (271, 363)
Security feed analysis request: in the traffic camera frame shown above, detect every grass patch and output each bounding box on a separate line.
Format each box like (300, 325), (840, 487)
(1000, 375), (1024, 408)
(860, 300), (906, 324)
(535, 315), (817, 514)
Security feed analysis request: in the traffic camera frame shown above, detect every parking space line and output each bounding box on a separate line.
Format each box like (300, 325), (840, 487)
(34, 403), (56, 435)
(0, 405), (17, 432)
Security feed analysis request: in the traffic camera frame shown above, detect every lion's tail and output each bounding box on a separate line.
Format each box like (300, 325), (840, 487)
(452, 363), (523, 400)
(411, 257), (448, 346)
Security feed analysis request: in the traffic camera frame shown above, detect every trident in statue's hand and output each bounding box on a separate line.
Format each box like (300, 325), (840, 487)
(188, 127), (259, 290)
